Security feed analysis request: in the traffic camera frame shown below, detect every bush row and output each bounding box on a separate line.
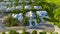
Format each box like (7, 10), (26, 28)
(2, 28), (58, 34)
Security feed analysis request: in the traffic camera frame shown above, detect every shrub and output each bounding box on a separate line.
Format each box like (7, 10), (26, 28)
(6, 22), (11, 27)
(2, 32), (6, 34)
(25, 32), (30, 34)
(21, 28), (30, 34)
(32, 30), (37, 34)
(8, 30), (19, 34)
(36, 14), (41, 23)
(49, 32), (53, 34)
(23, 16), (29, 26)
(39, 31), (46, 34)
(6, 16), (19, 27)
(21, 28), (26, 34)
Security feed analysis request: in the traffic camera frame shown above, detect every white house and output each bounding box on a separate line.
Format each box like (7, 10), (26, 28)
(12, 13), (24, 22)
(16, 6), (23, 10)
(18, 13), (23, 22)
(26, 11), (33, 17)
(26, 11), (36, 18)
(25, 5), (32, 10)
(34, 6), (41, 10)
(12, 14), (19, 18)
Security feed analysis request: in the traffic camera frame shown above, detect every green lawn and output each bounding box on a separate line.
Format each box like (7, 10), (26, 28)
(46, 0), (60, 6)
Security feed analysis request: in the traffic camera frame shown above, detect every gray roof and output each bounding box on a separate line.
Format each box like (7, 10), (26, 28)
(12, 14), (19, 18)
(36, 11), (47, 15)
(16, 6), (23, 10)
(18, 13), (23, 22)
(12, 13), (23, 22)
(0, 6), (7, 10)
(6, 6), (15, 11)
(0, 2), (4, 5)
(25, 5), (32, 10)
(34, 6), (41, 10)
(36, 11), (49, 19)
(1, 2), (5, 4)
(5, 2), (11, 5)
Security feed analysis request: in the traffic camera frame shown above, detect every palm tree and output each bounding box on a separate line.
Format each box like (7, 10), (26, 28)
(54, 8), (60, 21)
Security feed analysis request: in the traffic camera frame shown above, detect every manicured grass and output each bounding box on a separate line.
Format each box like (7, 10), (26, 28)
(46, 0), (60, 6)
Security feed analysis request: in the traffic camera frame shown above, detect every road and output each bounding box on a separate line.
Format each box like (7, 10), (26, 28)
(54, 25), (60, 34)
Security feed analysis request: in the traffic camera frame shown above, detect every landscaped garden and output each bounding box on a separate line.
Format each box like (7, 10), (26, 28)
(2, 0), (60, 28)
(0, 0), (60, 34)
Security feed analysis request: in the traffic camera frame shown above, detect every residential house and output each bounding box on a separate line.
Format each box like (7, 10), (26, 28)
(26, 11), (38, 26)
(6, 6), (15, 11)
(25, 5), (32, 10)
(18, 13), (23, 22)
(36, 11), (49, 22)
(12, 13), (24, 22)
(34, 6), (41, 10)
(16, 6), (23, 10)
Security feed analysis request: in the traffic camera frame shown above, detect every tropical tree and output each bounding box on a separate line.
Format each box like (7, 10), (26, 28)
(23, 16), (29, 26)
(6, 15), (19, 27)
(8, 30), (19, 34)
(54, 8), (60, 21)
(21, 28), (30, 34)
(32, 30), (37, 34)
(2, 32), (6, 34)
